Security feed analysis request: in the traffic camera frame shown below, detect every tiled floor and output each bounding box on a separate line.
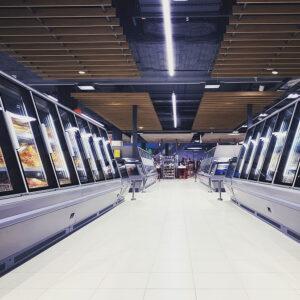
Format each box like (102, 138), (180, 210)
(0, 179), (299, 300)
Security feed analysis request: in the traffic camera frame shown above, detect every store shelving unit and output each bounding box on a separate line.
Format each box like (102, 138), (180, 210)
(163, 156), (176, 179)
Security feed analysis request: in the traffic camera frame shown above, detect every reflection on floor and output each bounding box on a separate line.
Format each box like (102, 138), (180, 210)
(0, 179), (299, 300)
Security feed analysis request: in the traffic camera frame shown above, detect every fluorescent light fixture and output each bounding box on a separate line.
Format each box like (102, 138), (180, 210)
(228, 131), (240, 136)
(162, 0), (175, 76)
(186, 147), (202, 150)
(205, 84), (220, 89)
(172, 92), (177, 128)
(78, 85), (95, 91)
(287, 93), (299, 99)
(259, 113), (268, 117)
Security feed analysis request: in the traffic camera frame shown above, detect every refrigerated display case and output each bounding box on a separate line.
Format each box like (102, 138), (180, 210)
(228, 98), (300, 241)
(138, 147), (158, 188)
(198, 145), (241, 192)
(0, 71), (124, 275)
(121, 146), (158, 192)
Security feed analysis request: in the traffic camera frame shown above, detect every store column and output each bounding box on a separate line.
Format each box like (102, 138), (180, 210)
(132, 105), (138, 148)
(247, 104), (253, 128)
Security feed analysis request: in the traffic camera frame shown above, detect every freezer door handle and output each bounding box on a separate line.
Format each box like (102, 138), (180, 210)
(4, 111), (20, 150)
(40, 123), (53, 154)
(64, 131), (75, 157)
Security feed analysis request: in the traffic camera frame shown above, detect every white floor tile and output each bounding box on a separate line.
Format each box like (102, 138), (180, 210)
(196, 289), (249, 300)
(0, 289), (45, 300)
(194, 273), (243, 289)
(147, 273), (194, 289)
(90, 289), (145, 300)
(192, 260), (234, 273)
(246, 290), (300, 300)
(144, 289), (196, 300)
(37, 288), (95, 300)
(52, 273), (105, 289)
(99, 273), (149, 289)
(240, 273), (293, 289)
(152, 259), (192, 273)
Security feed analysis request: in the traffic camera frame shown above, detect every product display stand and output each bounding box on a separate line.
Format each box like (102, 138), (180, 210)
(162, 156), (176, 179)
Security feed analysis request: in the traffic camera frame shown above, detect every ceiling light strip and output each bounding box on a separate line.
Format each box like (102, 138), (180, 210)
(162, 0), (175, 77)
(172, 92), (177, 128)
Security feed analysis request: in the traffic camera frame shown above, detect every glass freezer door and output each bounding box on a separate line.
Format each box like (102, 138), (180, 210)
(99, 129), (116, 176)
(275, 103), (300, 186)
(88, 123), (107, 181)
(234, 128), (255, 178)
(76, 117), (102, 182)
(34, 96), (77, 186)
(240, 122), (264, 179)
(59, 108), (92, 183)
(260, 105), (295, 183)
(0, 146), (13, 193)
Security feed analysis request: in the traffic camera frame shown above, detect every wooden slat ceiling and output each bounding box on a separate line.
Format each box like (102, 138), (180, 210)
(0, 0), (139, 79)
(212, 0), (300, 78)
(72, 93), (162, 131)
(192, 91), (282, 132)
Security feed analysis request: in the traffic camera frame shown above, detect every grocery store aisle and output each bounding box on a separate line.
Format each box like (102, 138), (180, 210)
(0, 179), (299, 300)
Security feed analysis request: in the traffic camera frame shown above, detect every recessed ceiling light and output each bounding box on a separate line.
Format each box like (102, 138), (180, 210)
(205, 84), (220, 89)
(272, 70), (279, 75)
(139, 126), (144, 129)
(78, 70), (86, 75)
(78, 85), (95, 91)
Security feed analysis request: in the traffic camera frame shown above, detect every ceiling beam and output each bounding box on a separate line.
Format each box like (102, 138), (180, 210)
(0, 18), (120, 27)
(0, 7), (116, 18)
(11, 49), (132, 56)
(214, 66), (300, 70)
(230, 15), (300, 24)
(0, 35), (126, 43)
(0, 0), (112, 7)
(218, 53), (300, 59)
(233, 5), (300, 14)
(215, 59), (300, 65)
(224, 33), (300, 41)
(219, 48), (300, 54)
(0, 27), (123, 36)
(227, 24), (300, 33)
(221, 40), (300, 47)
(17, 55), (134, 62)
(30, 66), (138, 71)
(24, 61), (136, 67)
(1, 42), (129, 50)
